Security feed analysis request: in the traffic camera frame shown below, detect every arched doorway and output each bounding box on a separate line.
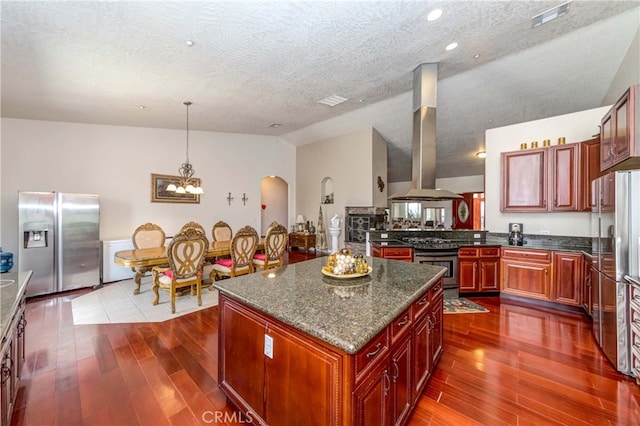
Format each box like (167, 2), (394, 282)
(260, 176), (289, 235)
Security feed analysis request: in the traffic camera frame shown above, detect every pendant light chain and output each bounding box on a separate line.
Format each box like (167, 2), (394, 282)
(184, 101), (191, 165)
(165, 101), (202, 194)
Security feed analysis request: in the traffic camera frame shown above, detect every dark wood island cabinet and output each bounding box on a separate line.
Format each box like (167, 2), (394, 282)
(215, 257), (445, 426)
(1, 271), (32, 426)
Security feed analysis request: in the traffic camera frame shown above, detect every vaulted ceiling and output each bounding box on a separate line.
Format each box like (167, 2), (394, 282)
(1, 1), (638, 182)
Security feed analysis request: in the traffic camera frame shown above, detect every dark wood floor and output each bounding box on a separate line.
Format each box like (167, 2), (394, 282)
(11, 250), (640, 425)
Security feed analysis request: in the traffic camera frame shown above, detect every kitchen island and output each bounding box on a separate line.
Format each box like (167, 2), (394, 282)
(214, 257), (445, 426)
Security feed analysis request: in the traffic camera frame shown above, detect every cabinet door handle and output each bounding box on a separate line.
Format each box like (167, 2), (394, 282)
(418, 298), (427, 306)
(366, 343), (382, 358)
(393, 360), (399, 382)
(383, 371), (390, 396)
(1, 365), (11, 385)
(397, 316), (409, 327)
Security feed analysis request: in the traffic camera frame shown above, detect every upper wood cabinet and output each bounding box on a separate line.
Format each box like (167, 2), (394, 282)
(501, 148), (548, 212)
(601, 84), (639, 172)
(501, 138), (600, 213)
(549, 143), (580, 211)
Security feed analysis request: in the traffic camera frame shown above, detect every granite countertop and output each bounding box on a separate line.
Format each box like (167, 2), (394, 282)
(214, 257), (445, 354)
(370, 239), (413, 248)
(1, 270), (32, 342)
(458, 240), (592, 254)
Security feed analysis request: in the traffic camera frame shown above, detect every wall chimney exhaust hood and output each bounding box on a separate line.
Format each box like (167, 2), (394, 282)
(390, 63), (462, 201)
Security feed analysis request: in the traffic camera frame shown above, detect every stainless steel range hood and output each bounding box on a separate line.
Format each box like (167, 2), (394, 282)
(390, 63), (462, 201)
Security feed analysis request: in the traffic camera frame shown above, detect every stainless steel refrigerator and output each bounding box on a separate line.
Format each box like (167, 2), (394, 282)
(590, 171), (640, 375)
(18, 191), (100, 297)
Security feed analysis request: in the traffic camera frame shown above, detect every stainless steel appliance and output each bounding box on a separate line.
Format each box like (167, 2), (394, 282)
(18, 191), (100, 297)
(404, 237), (459, 289)
(591, 171), (640, 375)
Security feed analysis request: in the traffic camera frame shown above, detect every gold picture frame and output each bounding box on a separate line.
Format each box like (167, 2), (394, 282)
(150, 173), (201, 204)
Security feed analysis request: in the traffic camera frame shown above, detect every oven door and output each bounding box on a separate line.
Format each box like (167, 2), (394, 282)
(414, 252), (458, 289)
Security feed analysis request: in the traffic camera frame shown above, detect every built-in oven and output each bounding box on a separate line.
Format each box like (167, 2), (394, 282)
(404, 237), (459, 289)
(413, 251), (458, 289)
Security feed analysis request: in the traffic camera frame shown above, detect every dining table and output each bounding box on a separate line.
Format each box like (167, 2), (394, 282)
(114, 240), (264, 295)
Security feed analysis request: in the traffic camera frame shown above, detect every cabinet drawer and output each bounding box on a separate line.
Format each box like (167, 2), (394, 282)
(480, 247), (500, 257)
(412, 292), (431, 321)
(383, 247), (413, 258)
(430, 279), (443, 301)
(458, 247), (479, 258)
(355, 329), (389, 377)
(501, 248), (551, 263)
(631, 322), (640, 349)
(632, 345), (640, 381)
(629, 300), (640, 327)
(391, 307), (412, 344)
(630, 282), (640, 302)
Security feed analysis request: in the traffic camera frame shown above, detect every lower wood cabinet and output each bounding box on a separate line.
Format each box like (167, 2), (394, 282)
(1, 293), (26, 426)
(219, 278), (444, 426)
(371, 245), (414, 262)
(458, 247), (500, 294)
(500, 248), (583, 307)
(552, 251), (583, 306)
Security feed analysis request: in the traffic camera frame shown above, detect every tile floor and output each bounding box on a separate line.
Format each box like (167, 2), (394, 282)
(71, 276), (218, 325)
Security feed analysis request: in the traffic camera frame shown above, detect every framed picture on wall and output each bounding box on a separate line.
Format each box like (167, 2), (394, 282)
(150, 173), (201, 204)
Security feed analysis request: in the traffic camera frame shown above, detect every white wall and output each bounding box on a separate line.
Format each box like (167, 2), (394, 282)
(1, 118), (296, 256)
(371, 128), (388, 207)
(260, 176), (288, 235)
(484, 106), (611, 237)
(296, 128), (377, 247)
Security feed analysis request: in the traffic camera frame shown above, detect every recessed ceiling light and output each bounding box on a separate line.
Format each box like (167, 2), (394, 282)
(139, 105), (146, 109)
(476, 151), (487, 159)
(269, 123), (281, 128)
(185, 40), (195, 47)
(318, 95), (348, 107)
(474, 54), (480, 59)
(427, 9), (443, 21)
(445, 42), (458, 51)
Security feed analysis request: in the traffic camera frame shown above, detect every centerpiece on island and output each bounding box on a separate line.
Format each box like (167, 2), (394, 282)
(322, 248), (371, 279)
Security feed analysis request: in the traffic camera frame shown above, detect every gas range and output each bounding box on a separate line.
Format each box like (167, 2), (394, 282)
(403, 237), (459, 252)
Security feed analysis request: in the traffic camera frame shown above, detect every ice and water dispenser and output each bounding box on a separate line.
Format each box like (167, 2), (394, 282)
(23, 223), (50, 249)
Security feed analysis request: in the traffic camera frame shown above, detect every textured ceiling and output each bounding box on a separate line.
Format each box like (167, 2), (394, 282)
(1, 1), (639, 183)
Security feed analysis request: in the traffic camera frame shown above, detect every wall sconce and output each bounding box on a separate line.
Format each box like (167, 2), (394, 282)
(476, 151), (487, 159)
(226, 192), (234, 205)
(242, 193), (249, 206)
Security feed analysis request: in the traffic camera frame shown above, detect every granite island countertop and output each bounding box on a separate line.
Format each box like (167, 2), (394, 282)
(1, 270), (32, 341)
(214, 257), (445, 354)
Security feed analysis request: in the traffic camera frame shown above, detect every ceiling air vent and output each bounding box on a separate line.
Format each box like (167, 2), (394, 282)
(532, 1), (570, 28)
(318, 95), (348, 107)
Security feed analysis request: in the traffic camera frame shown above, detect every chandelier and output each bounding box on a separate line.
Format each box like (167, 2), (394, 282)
(166, 101), (204, 194)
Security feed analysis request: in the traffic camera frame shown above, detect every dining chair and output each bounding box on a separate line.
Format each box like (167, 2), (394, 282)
(211, 221), (233, 242)
(151, 227), (209, 314)
(210, 225), (259, 281)
(132, 222), (166, 249)
(180, 221), (206, 235)
(253, 222), (288, 270)
(130, 222), (167, 294)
